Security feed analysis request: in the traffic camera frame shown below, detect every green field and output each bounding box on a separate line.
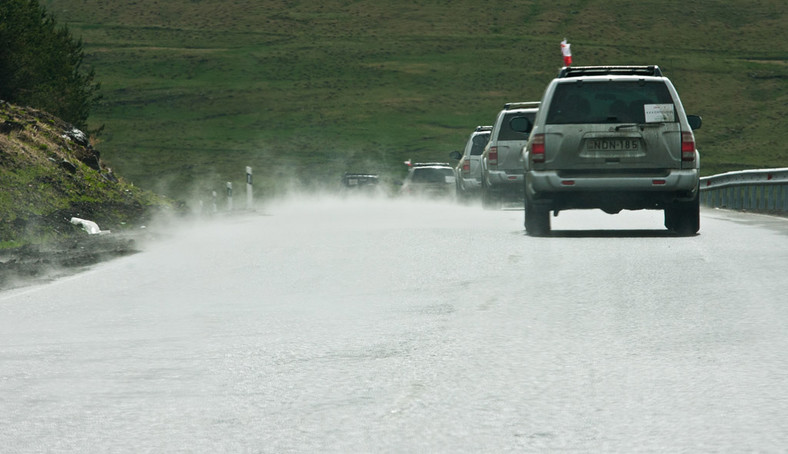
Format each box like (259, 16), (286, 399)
(42, 0), (787, 201)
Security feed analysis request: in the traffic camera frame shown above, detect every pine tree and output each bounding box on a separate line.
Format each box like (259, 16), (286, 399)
(0, 0), (100, 129)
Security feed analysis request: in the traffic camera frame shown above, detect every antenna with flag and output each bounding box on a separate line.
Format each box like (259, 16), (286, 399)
(561, 38), (572, 66)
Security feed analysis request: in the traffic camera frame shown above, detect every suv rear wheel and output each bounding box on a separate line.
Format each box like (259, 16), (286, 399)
(481, 180), (501, 210)
(664, 193), (700, 235)
(524, 193), (551, 236)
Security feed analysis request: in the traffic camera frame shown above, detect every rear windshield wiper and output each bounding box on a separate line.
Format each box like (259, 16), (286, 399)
(615, 122), (664, 131)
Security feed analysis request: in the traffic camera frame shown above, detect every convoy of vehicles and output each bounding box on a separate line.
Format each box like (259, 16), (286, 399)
(347, 65), (702, 236)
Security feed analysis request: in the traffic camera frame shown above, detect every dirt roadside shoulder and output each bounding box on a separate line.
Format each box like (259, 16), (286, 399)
(0, 233), (142, 291)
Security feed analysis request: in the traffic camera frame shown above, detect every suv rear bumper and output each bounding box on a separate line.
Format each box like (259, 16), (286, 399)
(528, 168), (698, 191)
(458, 176), (482, 192)
(486, 170), (523, 187)
(526, 169), (699, 210)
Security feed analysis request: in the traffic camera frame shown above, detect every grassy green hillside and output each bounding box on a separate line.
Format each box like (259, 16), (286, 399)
(42, 0), (787, 201)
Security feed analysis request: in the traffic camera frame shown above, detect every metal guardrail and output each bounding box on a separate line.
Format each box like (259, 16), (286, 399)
(700, 168), (788, 212)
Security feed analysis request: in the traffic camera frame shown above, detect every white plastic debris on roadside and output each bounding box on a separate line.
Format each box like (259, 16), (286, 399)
(70, 217), (110, 235)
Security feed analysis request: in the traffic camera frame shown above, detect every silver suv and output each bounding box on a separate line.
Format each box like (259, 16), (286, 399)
(481, 102), (539, 208)
(522, 65), (702, 236)
(449, 125), (491, 201)
(399, 162), (456, 199)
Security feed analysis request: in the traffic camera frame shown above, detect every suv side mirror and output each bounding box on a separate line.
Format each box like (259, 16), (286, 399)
(449, 150), (462, 160)
(510, 116), (532, 133)
(687, 115), (702, 130)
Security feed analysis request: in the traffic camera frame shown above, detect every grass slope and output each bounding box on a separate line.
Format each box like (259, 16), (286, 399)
(42, 0), (787, 201)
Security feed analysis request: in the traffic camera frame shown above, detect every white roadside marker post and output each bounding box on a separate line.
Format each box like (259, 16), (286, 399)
(226, 182), (233, 211)
(246, 166), (253, 210)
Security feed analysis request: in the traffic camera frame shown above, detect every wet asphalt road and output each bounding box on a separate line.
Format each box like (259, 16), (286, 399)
(2, 196), (787, 452)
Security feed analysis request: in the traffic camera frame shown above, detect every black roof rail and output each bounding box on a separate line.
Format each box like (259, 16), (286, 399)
(557, 65), (663, 78)
(343, 172), (378, 178)
(503, 101), (540, 110)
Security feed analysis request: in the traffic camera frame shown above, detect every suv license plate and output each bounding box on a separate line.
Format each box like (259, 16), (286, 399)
(586, 139), (640, 151)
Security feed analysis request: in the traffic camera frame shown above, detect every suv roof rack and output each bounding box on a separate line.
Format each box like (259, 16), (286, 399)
(557, 65), (663, 78)
(504, 101), (540, 110)
(412, 162), (451, 167)
(475, 125), (493, 131)
(343, 172), (378, 178)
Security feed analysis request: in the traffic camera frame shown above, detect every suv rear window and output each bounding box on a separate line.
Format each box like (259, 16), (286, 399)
(470, 132), (490, 156)
(497, 112), (534, 141)
(546, 81), (675, 124)
(412, 167), (454, 183)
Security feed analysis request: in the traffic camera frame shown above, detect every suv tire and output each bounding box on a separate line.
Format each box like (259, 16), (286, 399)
(481, 180), (501, 210)
(665, 193), (700, 236)
(524, 193), (550, 236)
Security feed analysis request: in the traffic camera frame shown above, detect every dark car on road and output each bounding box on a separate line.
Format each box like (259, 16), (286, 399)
(342, 173), (380, 191)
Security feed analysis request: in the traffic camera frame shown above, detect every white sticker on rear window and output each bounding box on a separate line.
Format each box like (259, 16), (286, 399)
(644, 104), (675, 122)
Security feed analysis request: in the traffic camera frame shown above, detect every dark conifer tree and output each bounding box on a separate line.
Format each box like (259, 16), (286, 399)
(0, 0), (100, 129)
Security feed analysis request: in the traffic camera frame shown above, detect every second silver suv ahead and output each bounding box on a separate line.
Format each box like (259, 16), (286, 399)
(480, 102), (539, 209)
(522, 65), (702, 236)
(449, 125), (491, 202)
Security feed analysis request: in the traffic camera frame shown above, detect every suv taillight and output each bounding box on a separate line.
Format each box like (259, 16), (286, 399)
(531, 134), (545, 163)
(488, 146), (498, 167)
(681, 131), (695, 162)
(462, 160), (470, 175)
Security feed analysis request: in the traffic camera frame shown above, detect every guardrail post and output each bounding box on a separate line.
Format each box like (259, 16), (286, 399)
(783, 186), (788, 211)
(747, 186), (754, 209)
(741, 186), (747, 209)
(758, 185), (764, 210)
(762, 185), (768, 210)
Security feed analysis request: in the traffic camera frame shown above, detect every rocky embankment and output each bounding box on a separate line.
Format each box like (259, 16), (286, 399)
(0, 101), (177, 289)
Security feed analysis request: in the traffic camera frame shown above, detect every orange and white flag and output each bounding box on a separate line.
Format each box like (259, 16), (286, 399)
(561, 38), (572, 66)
